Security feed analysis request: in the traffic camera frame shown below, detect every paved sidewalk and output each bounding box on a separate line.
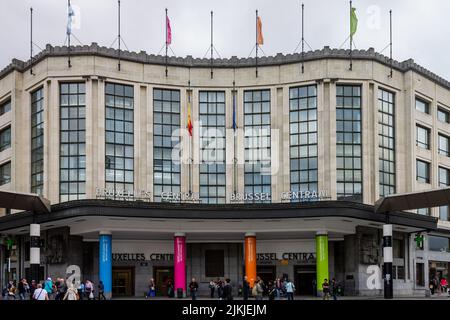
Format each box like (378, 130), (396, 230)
(111, 294), (450, 300)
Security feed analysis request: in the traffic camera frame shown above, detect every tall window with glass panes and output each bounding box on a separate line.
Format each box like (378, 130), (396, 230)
(289, 85), (318, 201)
(60, 83), (86, 201)
(105, 83), (134, 195)
(378, 89), (396, 196)
(31, 87), (44, 195)
(153, 89), (181, 202)
(244, 90), (271, 203)
(199, 91), (226, 204)
(439, 167), (450, 221)
(336, 85), (362, 202)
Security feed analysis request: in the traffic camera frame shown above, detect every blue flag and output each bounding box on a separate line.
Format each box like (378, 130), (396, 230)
(67, 4), (75, 36)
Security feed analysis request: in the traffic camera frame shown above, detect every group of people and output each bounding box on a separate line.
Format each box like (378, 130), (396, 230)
(2, 277), (106, 301)
(207, 278), (234, 300)
(187, 275), (341, 300)
(429, 276), (449, 295)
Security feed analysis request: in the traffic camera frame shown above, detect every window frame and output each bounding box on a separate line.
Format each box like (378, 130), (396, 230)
(416, 159), (430, 183)
(415, 97), (430, 114)
(416, 125), (430, 150)
(336, 84), (363, 202)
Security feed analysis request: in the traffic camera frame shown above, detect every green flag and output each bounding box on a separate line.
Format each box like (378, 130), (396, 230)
(350, 7), (358, 37)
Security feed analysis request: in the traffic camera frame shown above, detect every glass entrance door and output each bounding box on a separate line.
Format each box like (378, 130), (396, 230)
(153, 267), (174, 297)
(112, 267), (134, 297)
(294, 265), (316, 296)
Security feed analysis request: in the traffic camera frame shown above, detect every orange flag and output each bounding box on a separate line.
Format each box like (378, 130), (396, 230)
(257, 16), (264, 45)
(187, 95), (193, 136)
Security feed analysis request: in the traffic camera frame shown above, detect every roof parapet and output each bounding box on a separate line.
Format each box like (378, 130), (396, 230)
(0, 43), (449, 89)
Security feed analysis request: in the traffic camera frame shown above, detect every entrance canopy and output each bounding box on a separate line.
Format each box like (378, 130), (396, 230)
(0, 190), (50, 214)
(0, 200), (437, 238)
(374, 187), (450, 214)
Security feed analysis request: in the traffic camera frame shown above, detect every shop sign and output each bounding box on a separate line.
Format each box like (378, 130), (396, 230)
(231, 192), (271, 202)
(161, 192), (200, 203)
(257, 252), (315, 263)
(280, 190), (329, 201)
(112, 253), (173, 262)
(96, 188), (151, 201)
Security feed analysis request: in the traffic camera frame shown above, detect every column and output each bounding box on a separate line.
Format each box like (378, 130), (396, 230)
(30, 223), (41, 283)
(383, 224), (393, 299)
(174, 233), (186, 298)
(99, 231), (112, 299)
(316, 231), (329, 295)
(244, 232), (257, 288)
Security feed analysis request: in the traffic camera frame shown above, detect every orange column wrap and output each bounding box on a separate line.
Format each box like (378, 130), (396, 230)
(245, 234), (257, 288)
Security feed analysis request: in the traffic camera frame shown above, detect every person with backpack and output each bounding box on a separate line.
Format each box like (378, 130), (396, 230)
(285, 278), (295, 300)
(252, 277), (264, 300)
(242, 276), (250, 301)
(33, 283), (49, 301)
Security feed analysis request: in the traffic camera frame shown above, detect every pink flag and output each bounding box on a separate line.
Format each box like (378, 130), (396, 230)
(166, 16), (172, 45)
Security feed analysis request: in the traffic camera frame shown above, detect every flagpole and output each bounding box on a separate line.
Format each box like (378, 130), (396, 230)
(188, 81), (192, 195)
(30, 7), (34, 75)
(389, 9), (393, 78)
(210, 11), (214, 79)
(349, 1), (353, 71)
(165, 8), (168, 77)
(233, 80), (237, 195)
(301, 3), (305, 74)
(118, 0), (121, 71)
(255, 10), (259, 78)
(68, 0), (72, 68)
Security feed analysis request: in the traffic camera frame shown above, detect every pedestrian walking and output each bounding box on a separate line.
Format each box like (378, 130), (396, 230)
(85, 280), (95, 300)
(98, 281), (106, 300)
(322, 279), (330, 300)
(29, 280), (37, 300)
(18, 278), (27, 300)
(285, 278), (295, 300)
(441, 277), (448, 294)
(7, 281), (16, 300)
(44, 277), (53, 300)
(252, 277), (264, 300)
(242, 276), (250, 301)
(223, 279), (233, 300)
(330, 278), (338, 300)
(217, 278), (223, 299)
(209, 280), (216, 298)
(145, 278), (156, 299)
(77, 281), (85, 300)
(33, 283), (49, 300)
(189, 278), (199, 300)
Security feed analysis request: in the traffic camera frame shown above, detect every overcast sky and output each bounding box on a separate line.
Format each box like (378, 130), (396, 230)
(1, 0), (449, 79)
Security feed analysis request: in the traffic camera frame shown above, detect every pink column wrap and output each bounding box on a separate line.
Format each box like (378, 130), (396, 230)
(174, 233), (186, 296)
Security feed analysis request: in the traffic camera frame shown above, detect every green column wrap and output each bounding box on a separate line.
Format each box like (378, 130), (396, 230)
(316, 233), (329, 293)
